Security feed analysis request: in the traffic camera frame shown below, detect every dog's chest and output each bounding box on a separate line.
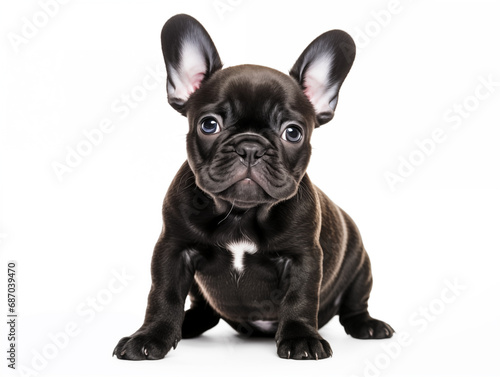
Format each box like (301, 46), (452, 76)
(193, 241), (287, 322)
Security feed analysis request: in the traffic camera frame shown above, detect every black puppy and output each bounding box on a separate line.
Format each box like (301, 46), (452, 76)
(113, 14), (393, 361)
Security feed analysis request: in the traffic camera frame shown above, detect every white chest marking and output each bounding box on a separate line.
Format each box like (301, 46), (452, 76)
(226, 241), (258, 272)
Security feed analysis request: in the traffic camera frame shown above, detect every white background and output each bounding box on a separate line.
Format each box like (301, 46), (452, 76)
(1, 0), (500, 376)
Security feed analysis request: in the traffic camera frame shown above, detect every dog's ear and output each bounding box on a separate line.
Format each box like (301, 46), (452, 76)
(161, 14), (223, 114)
(290, 30), (355, 126)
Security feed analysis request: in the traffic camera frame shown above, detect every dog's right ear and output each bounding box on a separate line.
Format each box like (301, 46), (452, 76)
(161, 14), (223, 114)
(290, 30), (355, 126)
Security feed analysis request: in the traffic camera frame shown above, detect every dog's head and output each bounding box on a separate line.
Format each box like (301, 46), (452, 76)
(161, 14), (355, 209)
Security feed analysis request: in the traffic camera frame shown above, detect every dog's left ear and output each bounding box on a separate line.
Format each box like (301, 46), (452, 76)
(290, 30), (356, 126)
(161, 14), (223, 114)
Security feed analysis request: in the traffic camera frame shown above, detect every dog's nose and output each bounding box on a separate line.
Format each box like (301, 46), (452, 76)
(235, 142), (267, 166)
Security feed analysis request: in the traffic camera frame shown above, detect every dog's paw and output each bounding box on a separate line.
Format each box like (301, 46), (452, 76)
(113, 332), (180, 360)
(343, 315), (394, 339)
(277, 337), (332, 360)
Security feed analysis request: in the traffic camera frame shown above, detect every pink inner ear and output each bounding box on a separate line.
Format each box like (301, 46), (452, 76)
(168, 41), (208, 102)
(187, 72), (205, 96)
(302, 54), (338, 115)
(304, 77), (326, 104)
(304, 87), (313, 102)
(304, 76), (333, 114)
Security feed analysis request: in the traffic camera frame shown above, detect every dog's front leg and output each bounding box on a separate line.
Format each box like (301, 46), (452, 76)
(113, 235), (193, 360)
(276, 247), (332, 360)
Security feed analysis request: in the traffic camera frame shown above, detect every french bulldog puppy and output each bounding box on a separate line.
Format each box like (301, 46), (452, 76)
(113, 14), (394, 361)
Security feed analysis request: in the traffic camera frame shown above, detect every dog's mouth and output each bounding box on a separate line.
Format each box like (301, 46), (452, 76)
(215, 176), (274, 208)
(194, 158), (301, 208)
(237, 177), (258, 187)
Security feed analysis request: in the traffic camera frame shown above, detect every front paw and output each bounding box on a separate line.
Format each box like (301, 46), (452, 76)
(277, 337), (332, 360)
(343, 314), (394, 339)
(113, 331), (180, 360)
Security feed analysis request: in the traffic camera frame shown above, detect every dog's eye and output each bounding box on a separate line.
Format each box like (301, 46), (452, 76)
(200, 117), (220, 135)
(281, 126), (303, 143)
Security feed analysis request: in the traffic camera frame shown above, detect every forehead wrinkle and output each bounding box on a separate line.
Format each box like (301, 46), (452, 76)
(222, 93), (307, 132)
(190, 65), (315, 129)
